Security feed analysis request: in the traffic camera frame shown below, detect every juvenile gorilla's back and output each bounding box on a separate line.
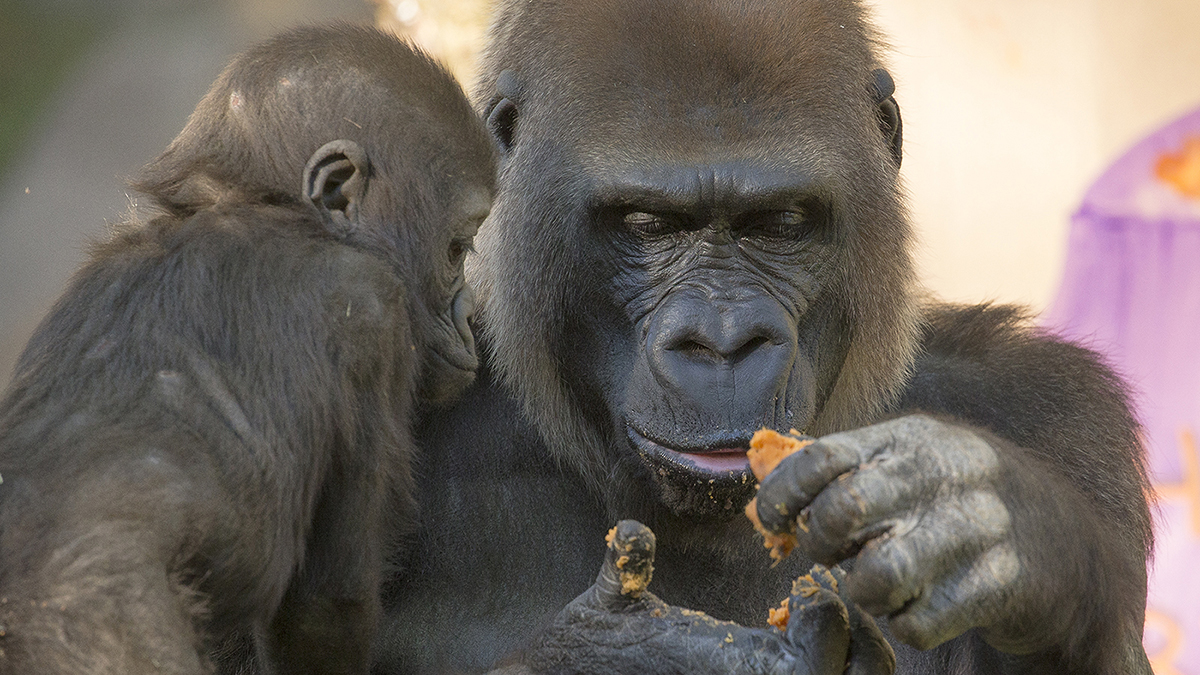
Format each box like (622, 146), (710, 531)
(0, 205), (415, 673)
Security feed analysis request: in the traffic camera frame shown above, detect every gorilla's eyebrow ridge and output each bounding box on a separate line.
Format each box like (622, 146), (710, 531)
(590, 163), (818, 214)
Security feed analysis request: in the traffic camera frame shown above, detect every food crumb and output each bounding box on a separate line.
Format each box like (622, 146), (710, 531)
(767, 597), (790, 630)
(619, 572), (647, 596)
(791, 574), (820, 598)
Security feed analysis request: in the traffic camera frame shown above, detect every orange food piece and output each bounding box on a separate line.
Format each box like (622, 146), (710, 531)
(745, 428), (814, 563)
(745, 501), (798, 562)
(747, 428), (813, 480)
(792, 573), (822, 598)
(767, 597), (790, 631)
(620, 571), (648, 596)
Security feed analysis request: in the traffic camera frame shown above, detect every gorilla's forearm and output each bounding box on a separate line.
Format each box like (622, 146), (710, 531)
(892, 303), (1152, 672)
(982, 436), (1150, 672)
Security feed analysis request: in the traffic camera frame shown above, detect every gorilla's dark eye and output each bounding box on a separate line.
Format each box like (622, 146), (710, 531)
(448, 238), (472, 266)
(737, 209), (811, 240)
(622, 211), (683, 236)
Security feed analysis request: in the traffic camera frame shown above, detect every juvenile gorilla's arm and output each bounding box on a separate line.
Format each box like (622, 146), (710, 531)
(756, 305), (1152, 674)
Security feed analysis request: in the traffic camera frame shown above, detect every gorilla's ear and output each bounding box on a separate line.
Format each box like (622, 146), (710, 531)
(486, 69), (522, 153)
(304, 139), (370, 238)
(870, 69), (903, 168)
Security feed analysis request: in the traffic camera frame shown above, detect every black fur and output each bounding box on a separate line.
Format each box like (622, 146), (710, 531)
(0, 24), (493, 674)
(380, 0), (1152, 673)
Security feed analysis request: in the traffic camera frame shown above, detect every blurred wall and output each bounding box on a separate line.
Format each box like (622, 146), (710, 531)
(372, 0), (488, 86)
(865, 0), (1200, 310)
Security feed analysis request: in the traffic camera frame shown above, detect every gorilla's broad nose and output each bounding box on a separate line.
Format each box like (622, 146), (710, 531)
(645, 290), (796, 419)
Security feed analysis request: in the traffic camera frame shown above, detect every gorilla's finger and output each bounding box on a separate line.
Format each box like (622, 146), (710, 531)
(585, 520), (657, 611)
(792, 466), (918, 565)
(842, 491), (1010, 618)
(754, 418), (933, 536)
(885, 543), (1020, 652)
(827, 567), (896, 675)
(755, 435), (871, 534)
(798, 439), (1002, 564)
(783, 566), (852, 673)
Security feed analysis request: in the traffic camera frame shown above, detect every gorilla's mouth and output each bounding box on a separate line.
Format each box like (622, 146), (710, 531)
(626, 426), (753, 481)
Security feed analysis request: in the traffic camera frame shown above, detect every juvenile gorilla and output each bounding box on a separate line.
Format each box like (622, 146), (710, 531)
(0, 24), (492, 674)
(381, 1), (1153, 673)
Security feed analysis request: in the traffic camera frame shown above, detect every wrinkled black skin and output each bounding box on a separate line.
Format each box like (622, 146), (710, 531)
(379, 0), (1152, 673)
(0, 24), (493, 675)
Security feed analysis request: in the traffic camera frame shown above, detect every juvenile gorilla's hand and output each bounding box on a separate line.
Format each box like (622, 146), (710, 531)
(754, 416), (1029, 652)
(498, 520), (893, 675)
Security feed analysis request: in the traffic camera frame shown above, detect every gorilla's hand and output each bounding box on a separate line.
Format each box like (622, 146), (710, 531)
(498, 520), (894, 675)
(753, 415), (1091, 655)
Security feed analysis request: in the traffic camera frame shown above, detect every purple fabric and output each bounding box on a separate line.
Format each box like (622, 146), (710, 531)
(1045, 106), (1200, 674)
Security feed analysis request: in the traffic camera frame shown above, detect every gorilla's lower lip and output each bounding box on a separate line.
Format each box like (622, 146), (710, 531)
(626, 427), (752, 480)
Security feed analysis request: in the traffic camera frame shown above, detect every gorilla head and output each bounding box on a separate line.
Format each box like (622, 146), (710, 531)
(471, 0), (918, 527)
(136, 25), (492, 402)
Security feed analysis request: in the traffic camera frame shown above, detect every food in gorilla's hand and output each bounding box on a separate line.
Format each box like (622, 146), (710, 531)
(748, 428), (814, 481)
(768, 566), (839, 631)
(745, 429), (814, 562)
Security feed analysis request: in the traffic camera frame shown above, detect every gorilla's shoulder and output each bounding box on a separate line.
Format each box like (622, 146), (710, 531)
(415, 361), (552, 477)
(914, 301), (1036, 359)
(899, 301), (1136, 450)
(911, 301), (1118, 376)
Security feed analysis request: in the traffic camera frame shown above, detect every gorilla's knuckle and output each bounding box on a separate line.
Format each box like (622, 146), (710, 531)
(888, 611), (945, 652)
(955, 491), (1013, 543)
(898, 413), (940, 434)
(973, 542), (1022, 591)
(814, 476), (869, 532)
(855, 540), (919, 593)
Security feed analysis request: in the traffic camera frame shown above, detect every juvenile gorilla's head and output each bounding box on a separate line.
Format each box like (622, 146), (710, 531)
(134, 24), (495, 403)
(471, 0), (918, 535)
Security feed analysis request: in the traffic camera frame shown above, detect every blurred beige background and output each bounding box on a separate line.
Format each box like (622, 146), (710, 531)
(868, 0), (1200, 309)
(2, 0), (1199, 386)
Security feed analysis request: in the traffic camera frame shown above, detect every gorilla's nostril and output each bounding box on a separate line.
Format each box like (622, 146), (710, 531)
(670, 335), (773, 364)
(672, 340), (719, 362)
(729, 335), (772, 363)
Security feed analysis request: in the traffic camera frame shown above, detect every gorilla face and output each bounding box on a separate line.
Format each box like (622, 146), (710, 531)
(585, 156), (851, 516)
(406, 184), (491, 404)
(472, 0), (919, 523)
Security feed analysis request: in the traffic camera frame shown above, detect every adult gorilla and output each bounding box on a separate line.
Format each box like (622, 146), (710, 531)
(379, 1), (1153, 673)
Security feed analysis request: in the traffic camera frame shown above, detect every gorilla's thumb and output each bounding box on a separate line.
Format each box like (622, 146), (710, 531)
(586, 520), (657, 611)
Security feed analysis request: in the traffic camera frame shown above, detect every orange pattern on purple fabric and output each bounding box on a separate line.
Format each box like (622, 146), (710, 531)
(1155, 136), (1200, 199)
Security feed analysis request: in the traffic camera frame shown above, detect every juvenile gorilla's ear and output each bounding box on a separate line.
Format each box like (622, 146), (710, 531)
(304, 139), (370, 238)
(869, 69), (903, 168)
